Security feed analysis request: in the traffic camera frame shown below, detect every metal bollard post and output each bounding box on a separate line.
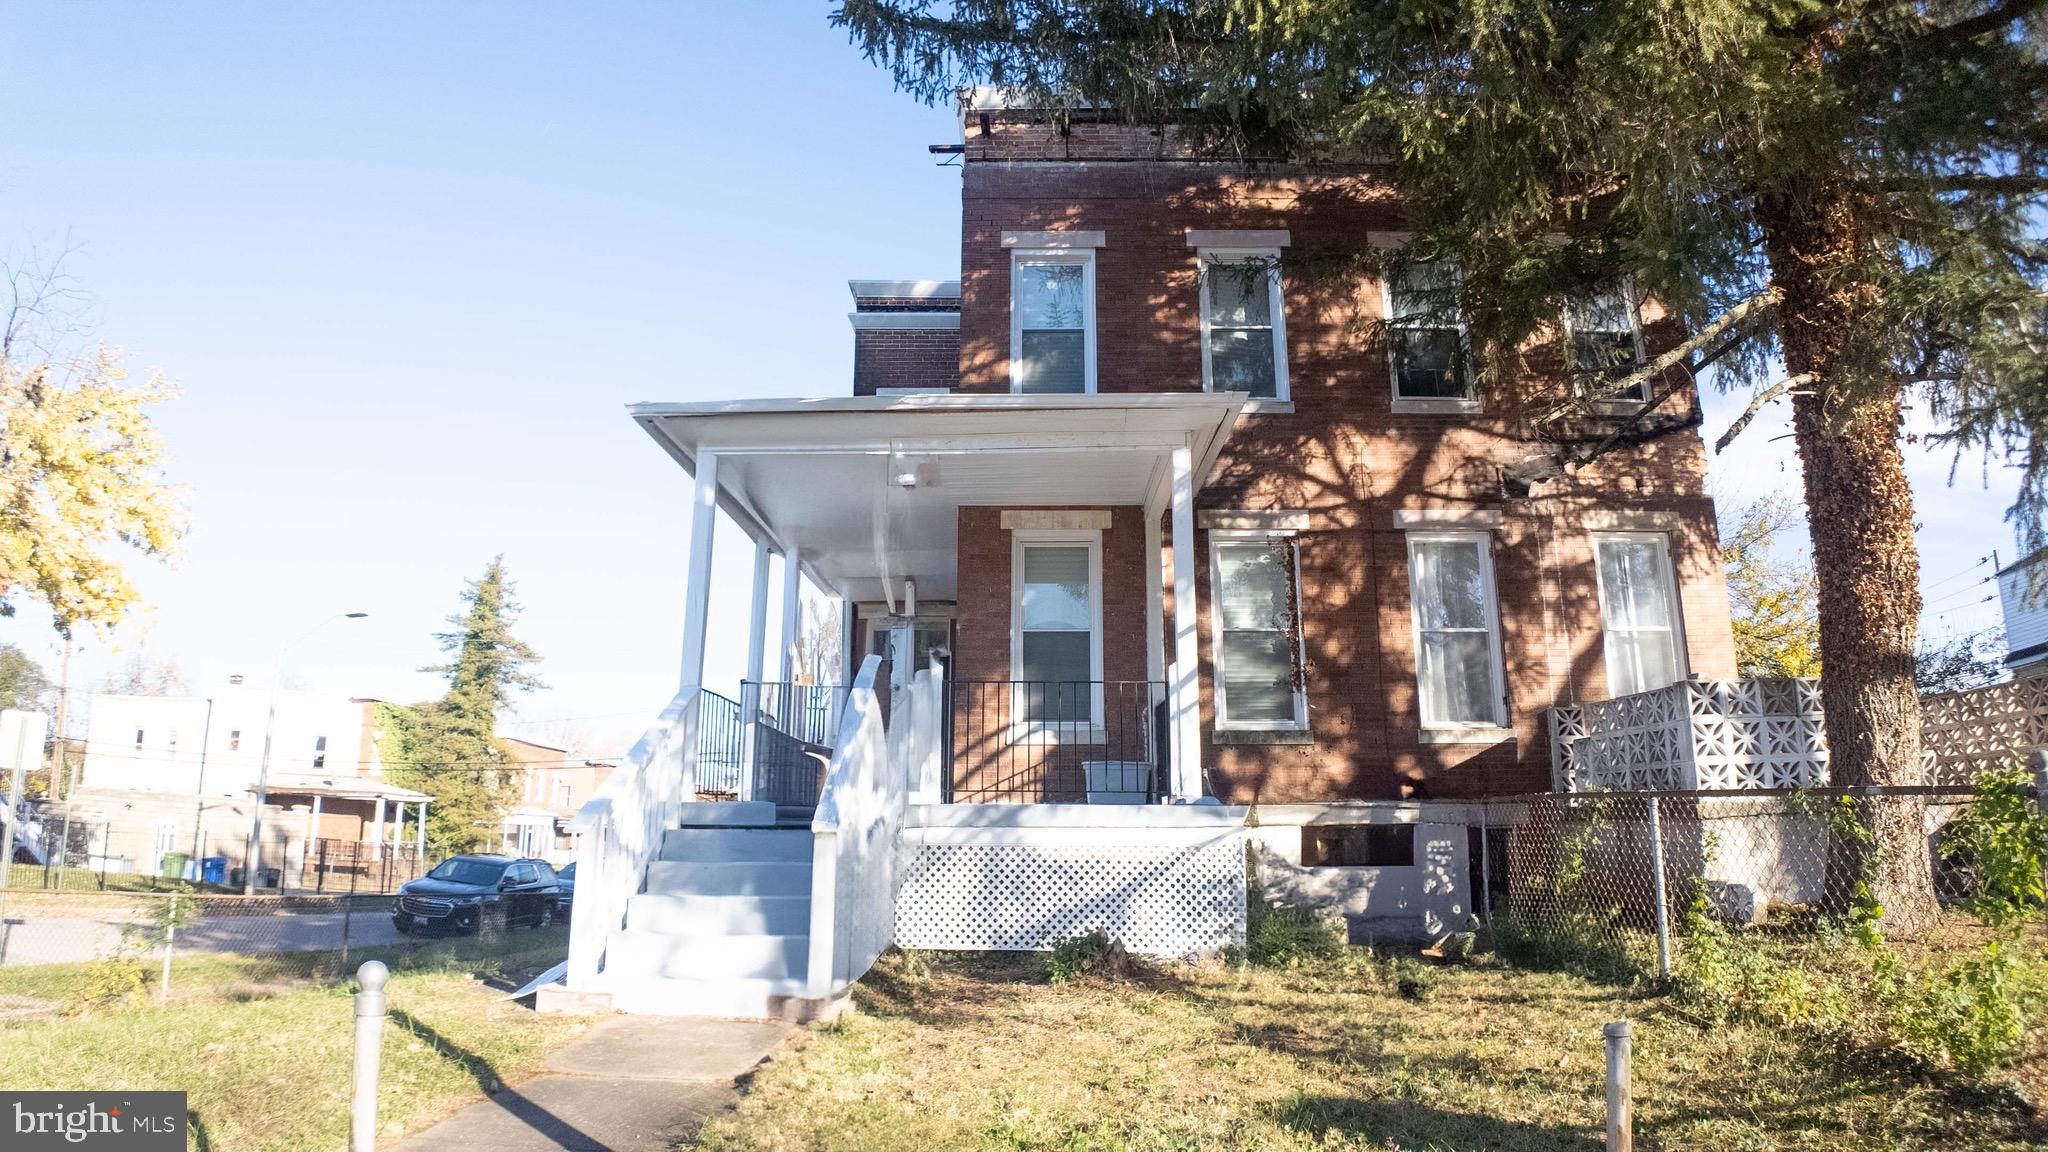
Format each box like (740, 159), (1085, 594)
(1647, 798), (1671, 980)
(1604, 1020), (1633, 1152)
(158, 893), (178, 1006)
(351, 960), (389, 1152)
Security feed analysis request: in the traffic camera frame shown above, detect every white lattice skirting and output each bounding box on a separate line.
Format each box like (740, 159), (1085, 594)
(894, 807), (1247, 958)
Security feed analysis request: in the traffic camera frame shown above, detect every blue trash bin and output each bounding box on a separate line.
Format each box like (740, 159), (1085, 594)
(201, 855), (228, 885)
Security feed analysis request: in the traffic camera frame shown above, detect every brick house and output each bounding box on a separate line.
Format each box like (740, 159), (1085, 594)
(557, 96), (1735, 1018)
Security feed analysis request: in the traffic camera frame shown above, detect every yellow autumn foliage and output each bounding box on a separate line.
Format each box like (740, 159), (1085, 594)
(0, 344), (188, 634)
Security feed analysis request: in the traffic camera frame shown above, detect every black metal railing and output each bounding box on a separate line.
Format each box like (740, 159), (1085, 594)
(742, 681), (850, 810)
(695, 688), (744, 795)
(949, 680), (1169, 803)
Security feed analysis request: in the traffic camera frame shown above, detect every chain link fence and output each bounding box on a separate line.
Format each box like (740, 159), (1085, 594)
(0, 882), (568, 1019)
(1474, 786), (2039, 984)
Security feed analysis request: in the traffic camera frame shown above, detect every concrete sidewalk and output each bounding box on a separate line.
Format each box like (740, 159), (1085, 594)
(393, 1016), (793, 1151)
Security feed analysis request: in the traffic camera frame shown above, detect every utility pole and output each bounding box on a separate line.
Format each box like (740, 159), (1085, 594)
(49, 639), (74, 886)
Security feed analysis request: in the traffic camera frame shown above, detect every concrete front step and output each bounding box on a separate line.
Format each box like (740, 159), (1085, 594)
(675, 801), (777, 827)
(606, 974), (841, 1022)
(606, 930), (809, 981)
(659, 827), (811, 863)
(646, 859), (811, 897)
(626, 892), (810, 937)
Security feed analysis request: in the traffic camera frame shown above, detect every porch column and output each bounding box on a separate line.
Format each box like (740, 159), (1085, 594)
(392, 802), (406, 851)
(306, 794), (322, 871)
(736, 537), (771, 802)
(1144, 503), (1165, 683)
(778, 546), (803, 684)
(677, 450), (722, 795)
(369, 796), (386, 846)
(415, 800), (428, 855)
(1169, 442), (1204, 800)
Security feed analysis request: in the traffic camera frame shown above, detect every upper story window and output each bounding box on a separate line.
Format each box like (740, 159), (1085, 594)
(312, 734), (327, 770)
(1210, 534), (1306, 729)
(1200, 252), (1288, 400)
(1385, 261), (1473, 406)
(134, 729), (144, 751)
(1010, 251), (1095, 393)
(1565, 287), (1647, 403)
(1592, 534), (1687, 696)
(1406, 532), (1507, 728)
(228, 729), (241, 752)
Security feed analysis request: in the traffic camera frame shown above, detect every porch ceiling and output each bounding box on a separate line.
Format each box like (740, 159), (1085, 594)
(630, 393), (1247, 603)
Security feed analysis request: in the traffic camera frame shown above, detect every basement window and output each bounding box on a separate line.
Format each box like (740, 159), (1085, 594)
(1303, 824), (1416, 868)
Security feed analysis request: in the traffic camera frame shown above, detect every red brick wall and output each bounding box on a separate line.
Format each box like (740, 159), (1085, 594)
(951, 505), (1151, 800)
(954, 134), (1736, 802)
(853, 329), (960, 396)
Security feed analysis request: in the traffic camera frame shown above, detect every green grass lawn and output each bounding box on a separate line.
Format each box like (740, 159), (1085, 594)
(0, 930), (585, 1151)
(699, 949), (2048, 1152)
(5, 860), (231, 892)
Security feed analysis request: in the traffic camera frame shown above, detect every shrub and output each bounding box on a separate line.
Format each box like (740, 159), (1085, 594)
(1390, 956), (1438, 1001)
(1492, 908), (1643, 985)
(70, 954), (147, 1014)
(1046, 931), (1127, 984)
(1245, 901), (1344, 967)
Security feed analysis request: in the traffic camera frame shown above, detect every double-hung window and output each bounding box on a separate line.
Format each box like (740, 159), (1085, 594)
(1386, 261), (1472, 404)
(1010, 251), (1095, 393)
(1593, 534), (1686, 697)
(1407, 533), (1507, 728)
(1565, 286), (1647, 403)
(1200, 251), (1288, 400)
(1210, 535), (1306, 729)
(1011, 532), (1103, 726)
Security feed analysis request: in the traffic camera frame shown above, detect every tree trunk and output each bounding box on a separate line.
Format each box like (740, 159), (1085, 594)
(1753, 184), (1939, 936)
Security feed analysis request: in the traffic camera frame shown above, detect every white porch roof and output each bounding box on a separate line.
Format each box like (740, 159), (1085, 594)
(629, 393), (1248, 602)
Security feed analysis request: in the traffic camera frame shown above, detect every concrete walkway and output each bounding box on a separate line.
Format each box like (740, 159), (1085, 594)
(393, 1016), (793, 1151)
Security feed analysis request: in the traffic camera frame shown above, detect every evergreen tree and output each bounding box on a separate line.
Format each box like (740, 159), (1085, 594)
(835, 0), (2046, 931)
(382, 557), (543, 855)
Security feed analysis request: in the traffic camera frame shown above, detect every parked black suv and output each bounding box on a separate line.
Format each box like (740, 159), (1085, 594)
(393, 854), (561, 935)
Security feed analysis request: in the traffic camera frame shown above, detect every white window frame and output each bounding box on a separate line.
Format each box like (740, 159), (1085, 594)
(1405, 530), (1510, 732)
(1382, 260), (1478, 414)
(1208, 529), (1308, 731)
(1591, 532), (1689, 696)
(1198, 248), (1289, 402)
(1562, 283), (1649, 408)
(1009, 528), (1105, 737)
(1009, 249), (1097, 395)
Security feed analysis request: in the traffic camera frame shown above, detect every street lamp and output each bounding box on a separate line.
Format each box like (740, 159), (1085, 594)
(243, 612), (368, 895)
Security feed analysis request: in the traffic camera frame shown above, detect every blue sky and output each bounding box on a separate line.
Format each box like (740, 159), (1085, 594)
(0, 3), (2024, 755)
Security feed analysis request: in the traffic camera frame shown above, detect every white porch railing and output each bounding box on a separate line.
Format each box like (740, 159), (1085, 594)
(805, 655), (938, 998)
(1549, 678), (1829, 791)
(565, 686), (700, 989)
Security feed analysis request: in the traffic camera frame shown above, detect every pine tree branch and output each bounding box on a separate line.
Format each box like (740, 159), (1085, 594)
(1535, 288), (1779, 423)
(1873, 173), (2048, 195)
(1715, 374), (1817, 453)
(1915, 0), (2048, 54)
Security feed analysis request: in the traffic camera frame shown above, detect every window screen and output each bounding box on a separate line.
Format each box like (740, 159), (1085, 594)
(1017, 543), (1094, 722)
(1015, 260), (1089, 393)
(1409, 537), (1502, 725)
(1214, 540), (1299, 724)
(1388, 262), (1470, 400)
(1595, 536), (1683, 696)
(1205, 257), (1279, 398)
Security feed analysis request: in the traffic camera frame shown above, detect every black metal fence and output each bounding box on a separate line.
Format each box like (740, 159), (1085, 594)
(949, 680), (1169, 803)
(301, 840), (426, 894)
(695, 688), (744, 795)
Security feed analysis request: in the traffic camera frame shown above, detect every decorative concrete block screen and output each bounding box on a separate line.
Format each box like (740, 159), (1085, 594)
(1551, 678), (1829, 791)
(894, 807), (1247, 958)
(1920, 672), (2048, 784)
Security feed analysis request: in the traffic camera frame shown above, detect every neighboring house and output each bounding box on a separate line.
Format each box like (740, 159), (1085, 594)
(498, 735), (614, 864)
(557, 94), (1736, 1018)
(1998, 546), (2048, 672)
(63, 686), (431, 883)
